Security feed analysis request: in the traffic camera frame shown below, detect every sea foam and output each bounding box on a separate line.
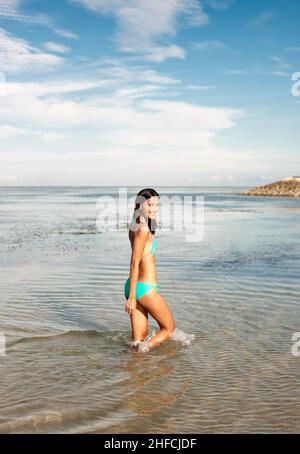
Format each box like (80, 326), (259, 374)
(128, 328), (195, 353)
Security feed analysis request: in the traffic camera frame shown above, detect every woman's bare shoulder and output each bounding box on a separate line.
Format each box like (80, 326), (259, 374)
(128, 222), (150, 243)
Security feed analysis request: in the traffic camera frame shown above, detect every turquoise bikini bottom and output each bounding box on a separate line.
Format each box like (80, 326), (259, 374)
(124, 277), (161, 300)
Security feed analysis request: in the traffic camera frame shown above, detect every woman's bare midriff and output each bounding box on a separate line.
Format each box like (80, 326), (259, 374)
(129, 230), (157, 284)
(138, 256), (157, 283)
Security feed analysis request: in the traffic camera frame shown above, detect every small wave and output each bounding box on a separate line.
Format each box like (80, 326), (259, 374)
(8, 329), (119, 348)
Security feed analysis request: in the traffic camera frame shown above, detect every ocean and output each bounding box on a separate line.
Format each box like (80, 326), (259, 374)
(0, 186), (299, 433)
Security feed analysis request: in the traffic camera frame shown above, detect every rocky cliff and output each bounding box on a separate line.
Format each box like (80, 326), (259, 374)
(240, 177), (300, 197)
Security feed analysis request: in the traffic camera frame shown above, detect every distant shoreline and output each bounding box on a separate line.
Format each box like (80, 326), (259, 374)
(240, 177), (300, 198)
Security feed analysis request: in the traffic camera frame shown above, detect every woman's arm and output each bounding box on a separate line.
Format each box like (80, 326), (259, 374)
(129, 227), (149, 298)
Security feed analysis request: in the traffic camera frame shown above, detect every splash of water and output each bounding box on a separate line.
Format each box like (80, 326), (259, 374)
(127, 329), (156, 352)
(170, 328), (195, 347)
(128, 328), (195, 353)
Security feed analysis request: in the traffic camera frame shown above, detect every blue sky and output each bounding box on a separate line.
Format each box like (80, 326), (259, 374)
(0, 0), (299, 186)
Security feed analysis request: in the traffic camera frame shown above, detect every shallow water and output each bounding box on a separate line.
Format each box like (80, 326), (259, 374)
(0, 186), (299, 433)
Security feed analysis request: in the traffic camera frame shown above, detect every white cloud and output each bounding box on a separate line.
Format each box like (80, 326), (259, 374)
(142, 44), (186, 62)
(284, 47), (300, 53)
(267, 55), (291, 77)
(1, 141), (270, 186)
(0, 1), (78, 40)
(54, 28), (79, 40)
(193, 40), (226, 50)
(139, 69), (180, 85)
(269, 55), (291, 69)
(96, 63), (181, 85)
(0, 0), (21, 20)
(0, 124), (29, 138)
(43, 41), (71, 54)
(0, 73), (244, 169)
(0, 125), (68, 142)
(4, 79), (113, 97)
(251, 10), (277, 28)
(40, 132), (68, 142)
(113, 84), (163, 100)
(0, 27), (64, 73)
(0, 173), (18, 183)
(187, 84), (216, 90)
(0, 77), (243, 163)
(221, 55), (292, 80)
(0, 71), (6, 96)
(71, 0), (208, 60)
(269, 70), (290, 77)
(0, 0), (52, 25)
(205, 0), (234, 11)
(225, 69), (246, 75)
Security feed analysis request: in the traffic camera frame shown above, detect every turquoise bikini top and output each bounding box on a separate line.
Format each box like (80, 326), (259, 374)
(141, 233), (156, 260)
(151, 235), (156, 255)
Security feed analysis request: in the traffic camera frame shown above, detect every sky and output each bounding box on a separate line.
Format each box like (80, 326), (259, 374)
(0, 0), (299, 186)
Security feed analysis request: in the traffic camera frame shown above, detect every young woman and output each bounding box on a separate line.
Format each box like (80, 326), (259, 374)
(124, 188), (176, 352)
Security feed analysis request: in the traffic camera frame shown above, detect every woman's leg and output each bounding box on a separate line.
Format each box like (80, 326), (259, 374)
(138, 289), (176, 351)
(130, 302), (149, 341)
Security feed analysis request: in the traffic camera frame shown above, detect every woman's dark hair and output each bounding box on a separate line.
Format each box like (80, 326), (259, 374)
(131, 188), (160, 234)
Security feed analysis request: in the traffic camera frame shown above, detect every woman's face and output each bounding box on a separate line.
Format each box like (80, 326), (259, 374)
(141, 196), (159, 221)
